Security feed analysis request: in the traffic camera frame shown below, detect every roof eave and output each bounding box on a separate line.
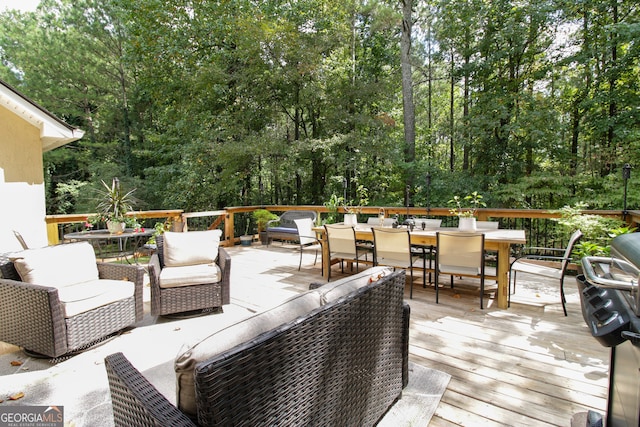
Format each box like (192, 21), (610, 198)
(0, 79), (85, 152)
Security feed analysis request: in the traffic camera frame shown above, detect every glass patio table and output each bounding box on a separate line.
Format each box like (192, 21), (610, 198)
(314, 224), (526, 309)
(63, 228), (155, 264)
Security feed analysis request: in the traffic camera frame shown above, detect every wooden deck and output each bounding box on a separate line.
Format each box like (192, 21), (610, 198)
(229, 242), (610, 426)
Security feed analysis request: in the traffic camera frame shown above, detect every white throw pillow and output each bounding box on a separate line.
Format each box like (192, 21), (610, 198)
(11, 242), (99, 288)
(163, 230), (222, 267)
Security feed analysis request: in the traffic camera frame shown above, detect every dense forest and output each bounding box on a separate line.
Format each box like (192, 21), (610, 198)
(1, 0), (638, 214)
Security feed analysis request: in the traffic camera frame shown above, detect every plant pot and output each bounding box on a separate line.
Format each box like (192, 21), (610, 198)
(344, 213), (357, 226)
(107, 220), (126, 234)
(259, 231), (269, 245)
(240, 235), (253, 246)
(458, 217), (477, 232)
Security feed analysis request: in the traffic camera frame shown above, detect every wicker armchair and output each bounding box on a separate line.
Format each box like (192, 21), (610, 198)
(0, 248), (144, 358)
(148, 233), (231, 317)
(105, 269), (409, 426)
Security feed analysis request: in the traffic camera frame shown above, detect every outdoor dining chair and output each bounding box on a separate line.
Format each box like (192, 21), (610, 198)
(475, 220), (499, 230)
(409, 218), (442, 286)
(293, 218), (321, 271)
(435, 231), (486, 308)
(372, 227), (424, 298)
(509, 229), (582, 316)
(366, 217), (398, 227)
(475, 220), (499, 267)
(324, 224), (370, 281)
(411, 218), (442, 230)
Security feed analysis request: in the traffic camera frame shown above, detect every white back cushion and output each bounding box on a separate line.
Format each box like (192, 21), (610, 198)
(163, 230), (222, 267)
(11, 242), (99, 288)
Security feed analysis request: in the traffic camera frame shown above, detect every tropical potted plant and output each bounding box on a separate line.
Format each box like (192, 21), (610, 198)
(94, 177), (136, 234)
(253, 209), (278, 244)
(448, 191), (486, 231)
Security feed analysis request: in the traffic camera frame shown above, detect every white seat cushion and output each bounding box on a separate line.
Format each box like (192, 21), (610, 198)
(159, 264), (221, 288)
(163, 230), (222, 267)
(56, 279), (135, 318)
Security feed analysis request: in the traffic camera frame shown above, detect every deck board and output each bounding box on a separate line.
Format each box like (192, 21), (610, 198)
(228, 243), (610, 426)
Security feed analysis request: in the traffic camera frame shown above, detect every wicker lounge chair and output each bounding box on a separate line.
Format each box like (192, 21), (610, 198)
(0, 243), (144, 358)
(148, 231), (231, 317)
(105, 267), (409, 426)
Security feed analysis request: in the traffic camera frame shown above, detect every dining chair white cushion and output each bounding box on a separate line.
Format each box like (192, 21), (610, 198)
(437, 232), (484, 275)
(294, 217), (318, 246)
(510, 259), (564, 279)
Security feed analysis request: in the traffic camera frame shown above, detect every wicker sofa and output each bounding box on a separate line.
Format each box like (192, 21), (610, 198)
(0, 242), (144, 358)
(266, 210), (317, 244)
(105, 266), (409, 426)
(148, 230), (231, 317)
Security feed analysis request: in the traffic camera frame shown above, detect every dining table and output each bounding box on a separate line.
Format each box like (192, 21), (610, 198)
(314, 224), (526, 309)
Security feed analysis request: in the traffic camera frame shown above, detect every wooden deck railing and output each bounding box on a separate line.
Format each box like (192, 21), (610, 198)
(46, 206), (639, 248)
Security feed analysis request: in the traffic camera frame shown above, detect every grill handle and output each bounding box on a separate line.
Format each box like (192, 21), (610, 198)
(621, 330), (640, 345)
(581, 256), (637, 291)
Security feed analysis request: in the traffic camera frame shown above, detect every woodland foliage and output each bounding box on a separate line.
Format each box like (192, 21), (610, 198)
(0, 0), (638, 214)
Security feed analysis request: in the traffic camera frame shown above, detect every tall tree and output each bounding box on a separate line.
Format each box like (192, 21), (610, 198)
(400, 0), (416, 201)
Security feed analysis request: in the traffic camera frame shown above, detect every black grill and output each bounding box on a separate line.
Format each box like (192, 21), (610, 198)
(579, 232), (640, 427)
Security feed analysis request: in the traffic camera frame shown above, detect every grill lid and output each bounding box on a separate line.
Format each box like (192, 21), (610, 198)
(610, 232), (640, 269)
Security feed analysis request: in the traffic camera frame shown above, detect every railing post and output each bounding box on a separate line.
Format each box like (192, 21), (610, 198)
(225, 211), (234, 246)
(47, 222), (60, 246)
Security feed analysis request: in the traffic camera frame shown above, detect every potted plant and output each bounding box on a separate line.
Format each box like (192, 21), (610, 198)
(94, 177), (136, 234)
(343, 185), (369, 226)
(448, 191), (486, 231)
(323, 194), (341, 224)
(253, 209), (278, 245)
(240, 219), (253, 246)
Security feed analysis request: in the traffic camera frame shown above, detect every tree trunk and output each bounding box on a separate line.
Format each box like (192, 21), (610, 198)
(400, 0), (415, 202)
(449, 49), (455, 172)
